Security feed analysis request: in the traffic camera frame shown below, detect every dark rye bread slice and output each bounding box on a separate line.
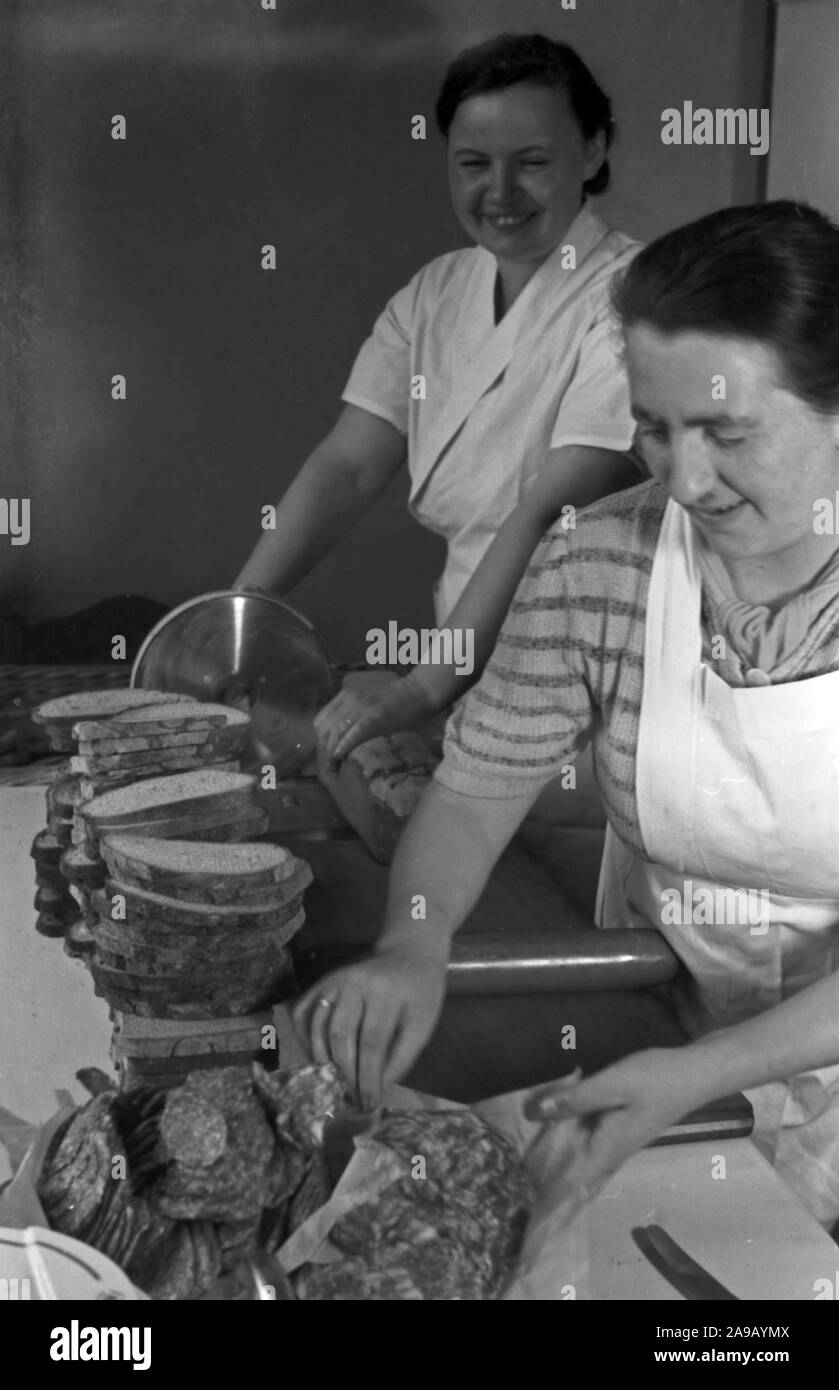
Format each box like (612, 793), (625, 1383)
(46, 816), (74, 847)
(99, 837), (313, 905)
(73, 702), (244, 741)
(30, 830), (66, 865)
(36, 910), (72, 938)
(317, 731), (436, 865)
(34, 862), (69, 890)
(89, 952), (296, 1019)
(34, 883), (75, 913)
(81, 769), (257, 829)
(90, 910), (305, 970)
(97, 878), (306, 933)
(61, 843), (108, 886)
(91, 913), (305, 967)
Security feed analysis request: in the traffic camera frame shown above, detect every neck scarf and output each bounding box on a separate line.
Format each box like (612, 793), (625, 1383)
(696, 537), (839, 676)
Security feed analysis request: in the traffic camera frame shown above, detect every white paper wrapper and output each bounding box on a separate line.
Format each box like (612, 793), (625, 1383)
(0, 1099), (148, 1299)
(278, 1079), (593, 1300)
(1, 1080), (597, 1300)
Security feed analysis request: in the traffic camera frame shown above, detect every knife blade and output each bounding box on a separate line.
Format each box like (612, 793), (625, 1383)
(631, 1224), (739, 1300)
(321, 1107), (376, 1186)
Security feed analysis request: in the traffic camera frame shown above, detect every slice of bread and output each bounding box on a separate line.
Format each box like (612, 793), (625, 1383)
(46, 816), (74, 846)
(30, 830), (66, 864)
(32, 689), (194, 729)
(70, 743), (244, 774)
(76, 730), (217, 756)
(91, 926), (299, 976)
(45, 774), (82, 817)
(73, 703), (248, 741)
(81, 768), (257, 828)
(78, 760), (241, 802)
(34, 883), (75, 912)
(98, 836), (312, 905)
(97, 878), (305, 933)
(78, 800), (267, 854)
(89, 952), (295, 1018)
(34, 863), (67, 889)
(91, 903), (305, 963)
(35, 911), (72, 938)
(61, 843), (108, 884)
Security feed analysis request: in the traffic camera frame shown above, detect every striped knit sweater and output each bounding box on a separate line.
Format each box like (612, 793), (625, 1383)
(436, 479), (839, 857)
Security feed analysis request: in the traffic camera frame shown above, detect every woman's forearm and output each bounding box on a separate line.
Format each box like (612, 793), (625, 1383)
(234, 405), (406, 595)
(234, 446), (371, 594)
(376, 781), (540, 961)
(681, 969), (839, 1106)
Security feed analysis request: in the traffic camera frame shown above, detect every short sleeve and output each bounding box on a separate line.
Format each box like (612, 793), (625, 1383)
(341, 278), (416, 436)
(549, 303), (634, 453)
(436, 527), (597, 799)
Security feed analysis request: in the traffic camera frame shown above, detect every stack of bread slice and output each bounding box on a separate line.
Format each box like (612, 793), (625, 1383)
(74, 767), (275, 955)
(68, 700), (251, 793)
(29, 690), (258, 944)
(29, 686), (315, 1082)
(29, 691), (188, 939)
(89, 835), (312, 1020)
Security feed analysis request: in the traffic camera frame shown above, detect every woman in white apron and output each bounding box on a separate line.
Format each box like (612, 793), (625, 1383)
(236, 34), (641, 749)
(295, 199), (839, 1229)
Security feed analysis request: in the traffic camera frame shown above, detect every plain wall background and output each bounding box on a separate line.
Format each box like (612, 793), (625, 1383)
(2, 0), (772, 662)
(768, 0), (839, 219)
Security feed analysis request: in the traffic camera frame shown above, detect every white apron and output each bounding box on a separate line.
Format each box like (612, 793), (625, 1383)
(596, 499), (839, 1226)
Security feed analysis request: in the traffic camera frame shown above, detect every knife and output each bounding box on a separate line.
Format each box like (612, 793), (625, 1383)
(631, 1224), (739, 1300)
(321, 1107), (376, 1186)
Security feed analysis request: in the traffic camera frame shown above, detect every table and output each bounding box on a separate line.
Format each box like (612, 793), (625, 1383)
(588, 1140), (837, 1300)
(2, 787), (837, 1298)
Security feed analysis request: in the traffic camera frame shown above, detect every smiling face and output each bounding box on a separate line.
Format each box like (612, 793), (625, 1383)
(626, 324), (839, 585)
(446, 82), (605, 269)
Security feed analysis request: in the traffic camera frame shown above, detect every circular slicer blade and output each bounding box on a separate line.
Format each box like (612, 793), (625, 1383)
(131, 592), (336, 775)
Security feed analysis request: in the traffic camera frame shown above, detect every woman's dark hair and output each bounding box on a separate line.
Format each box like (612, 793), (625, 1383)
(612, 201), (839, 414)
(435, 33), (614, 196)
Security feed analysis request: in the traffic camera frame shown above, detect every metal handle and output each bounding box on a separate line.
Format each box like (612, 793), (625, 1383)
(296, 929), (678, 996)
(446, 930), (678, 995)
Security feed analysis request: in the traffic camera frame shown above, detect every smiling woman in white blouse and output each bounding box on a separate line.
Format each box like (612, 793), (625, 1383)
(235, 34), (642, 746)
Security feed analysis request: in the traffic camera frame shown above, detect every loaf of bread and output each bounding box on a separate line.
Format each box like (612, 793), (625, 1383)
(317, 732), (436, 864)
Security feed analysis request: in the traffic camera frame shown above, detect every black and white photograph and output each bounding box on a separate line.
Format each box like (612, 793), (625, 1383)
(1, 0), (838, 1348)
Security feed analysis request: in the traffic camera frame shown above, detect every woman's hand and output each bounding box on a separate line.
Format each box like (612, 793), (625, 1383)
(292, 944), (447, 1110)
(314, 676), (435, 763)
(526, 1046), (709, 1197)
